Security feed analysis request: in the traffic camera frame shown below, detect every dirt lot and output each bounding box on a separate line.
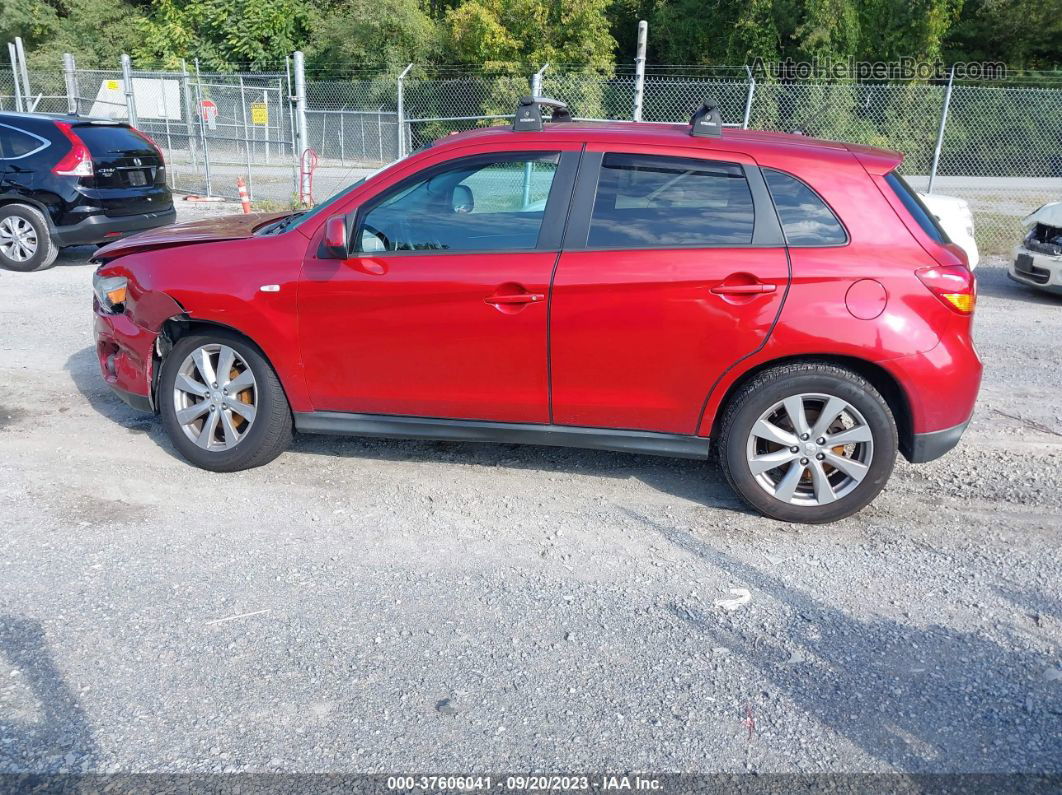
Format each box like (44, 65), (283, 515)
(0, 205), (1060, 776)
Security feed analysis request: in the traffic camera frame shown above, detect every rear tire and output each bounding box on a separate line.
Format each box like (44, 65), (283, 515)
(0, 204), (58, 272)
(159, 331), (292, 472)
(718, 362), (897, 523)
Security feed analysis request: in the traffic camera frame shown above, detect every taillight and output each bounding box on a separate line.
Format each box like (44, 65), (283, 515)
(916, 264), (976, 314)
(52, 122), (93, 177)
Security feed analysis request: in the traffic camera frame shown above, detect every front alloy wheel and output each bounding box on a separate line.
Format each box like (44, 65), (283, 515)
(159, 332), (292, 471)
(173, 343), (258, 451)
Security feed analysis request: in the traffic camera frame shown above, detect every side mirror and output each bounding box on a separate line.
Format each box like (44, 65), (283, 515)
(451, 184), (474, 214)
(320, 214), (348, 259)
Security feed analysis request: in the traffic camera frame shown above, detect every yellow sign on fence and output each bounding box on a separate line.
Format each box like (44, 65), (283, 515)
(106, 80), (120, 91)
(250, 103), (269, 125)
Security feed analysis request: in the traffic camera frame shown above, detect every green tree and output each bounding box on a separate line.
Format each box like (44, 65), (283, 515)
(858, 0), (962, 62)
(305, 0), (438, 75)
(134, 0), (311, 71)
(0, 0), (59, 51)
(649, 0), (794, 65)
(943, 0), (1061, 70)
(442, 0), (616, 70)
(795, 0), (861, 61)
(24, 0), (148, 70)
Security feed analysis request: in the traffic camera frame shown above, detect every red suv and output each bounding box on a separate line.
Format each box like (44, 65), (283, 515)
(92, 99), (981, 523)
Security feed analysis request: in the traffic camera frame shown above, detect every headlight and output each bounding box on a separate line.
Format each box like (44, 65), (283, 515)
(93, 271), (128, 312)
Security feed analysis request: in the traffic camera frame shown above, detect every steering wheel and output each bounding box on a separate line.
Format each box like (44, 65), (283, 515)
(361, 222), (391, 252)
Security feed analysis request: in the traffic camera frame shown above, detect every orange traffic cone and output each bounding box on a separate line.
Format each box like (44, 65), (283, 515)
(236, 177), (251, 214)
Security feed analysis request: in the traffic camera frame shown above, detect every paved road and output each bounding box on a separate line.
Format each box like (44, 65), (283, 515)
(0, 212), (1060, 775)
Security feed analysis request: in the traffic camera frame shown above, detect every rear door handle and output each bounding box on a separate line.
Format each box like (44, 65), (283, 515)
(485, 293), (545, 305)
(710, 283), (777, 295)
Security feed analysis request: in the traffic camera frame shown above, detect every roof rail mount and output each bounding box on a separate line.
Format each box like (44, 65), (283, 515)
(690, 99), (723, 138)
(513, 96), (571, 132)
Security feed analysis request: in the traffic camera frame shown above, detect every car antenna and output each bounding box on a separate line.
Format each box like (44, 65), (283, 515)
(689, 98), (723, 138)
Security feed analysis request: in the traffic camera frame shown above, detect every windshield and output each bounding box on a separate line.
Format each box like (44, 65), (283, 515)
(269, 162), (397, 235)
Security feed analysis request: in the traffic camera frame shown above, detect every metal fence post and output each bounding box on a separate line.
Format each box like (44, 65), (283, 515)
(179, 59), (200, 179)
(193, 58), (212, 196)
(633, 21), (647, 121)
(120, 54), (138, 126)
(239, 75), (253, 201)
(396, 64), (413, 158)
(62, 53), (78, 114)
(293, 51), (310, 201)
(532, 63), (548, 97)
(8, 43), (24, 112)
(377, 106), (384, 162)
(742, 65), (756, 129)
(928, 66), (955, 194)
(14, 37), (33, 111)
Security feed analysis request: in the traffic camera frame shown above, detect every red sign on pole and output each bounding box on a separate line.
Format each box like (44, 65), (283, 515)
(198, 99), (218, 130)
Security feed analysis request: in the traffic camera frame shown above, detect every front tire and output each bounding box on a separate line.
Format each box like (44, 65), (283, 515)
(0, 204), (58, 272)
(718, 362), (897, 523)
(159, 332), (292, 472)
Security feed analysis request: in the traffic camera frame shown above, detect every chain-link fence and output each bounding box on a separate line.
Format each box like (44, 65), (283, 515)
(3, 53), (1061, 258)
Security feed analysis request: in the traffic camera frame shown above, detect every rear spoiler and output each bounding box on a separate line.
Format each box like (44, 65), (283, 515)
(847, 142), (904, 175)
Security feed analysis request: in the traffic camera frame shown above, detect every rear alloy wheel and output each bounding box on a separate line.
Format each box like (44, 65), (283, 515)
(160, 332), (292, 471)
(0, 204), (58, 272)
(719, 363), (897, 523)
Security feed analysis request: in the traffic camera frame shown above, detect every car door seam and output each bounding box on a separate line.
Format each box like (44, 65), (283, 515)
(694, 167), (794, 434)
(546, 144), (587, 425)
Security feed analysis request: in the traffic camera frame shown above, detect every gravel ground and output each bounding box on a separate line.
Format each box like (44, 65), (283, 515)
(0, 204), (1060, 776)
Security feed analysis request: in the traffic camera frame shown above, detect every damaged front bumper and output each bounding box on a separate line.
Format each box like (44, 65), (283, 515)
(94, 303), (159, 412)
(1008, 244), (1062, 295)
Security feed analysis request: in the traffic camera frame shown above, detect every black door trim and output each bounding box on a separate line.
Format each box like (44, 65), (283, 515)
(293, 411), (711, 460)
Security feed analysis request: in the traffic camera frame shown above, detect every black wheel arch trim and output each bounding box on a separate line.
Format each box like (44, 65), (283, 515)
(0, 194), (57, 232)
(155, 314), (297, 416)
(705, 353), (918, 461)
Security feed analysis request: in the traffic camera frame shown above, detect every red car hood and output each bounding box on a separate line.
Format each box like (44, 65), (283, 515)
(93, 211), (291, 262)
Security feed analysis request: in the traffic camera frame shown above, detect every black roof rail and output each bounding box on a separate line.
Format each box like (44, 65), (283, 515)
(689, 99), (724, 138)
(513, 96), (570, 132)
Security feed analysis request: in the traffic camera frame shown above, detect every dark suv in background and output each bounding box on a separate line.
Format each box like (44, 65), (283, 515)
(0, 112), (175, 272)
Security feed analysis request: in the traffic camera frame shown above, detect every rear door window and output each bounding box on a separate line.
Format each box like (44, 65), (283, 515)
(587, 153), (754, 248)
(885, 171), (951, 244)
(763, 169), (847, 246)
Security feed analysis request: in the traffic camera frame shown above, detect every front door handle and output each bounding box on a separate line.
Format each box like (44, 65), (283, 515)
(710, 283), (777, 295)
(484, 293), (545, 305)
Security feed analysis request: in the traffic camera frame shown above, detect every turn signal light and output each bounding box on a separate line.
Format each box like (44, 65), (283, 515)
(915, 265), (976, 315)
(941, 292), (974, 313)
(106, 284), (128, 305)
(93, 272), (129, 312)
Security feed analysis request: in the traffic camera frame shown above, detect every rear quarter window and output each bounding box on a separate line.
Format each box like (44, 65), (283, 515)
(885, 171), (951, 244)
(0, 124), (48, 159)
(763, 169), (847, 246)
